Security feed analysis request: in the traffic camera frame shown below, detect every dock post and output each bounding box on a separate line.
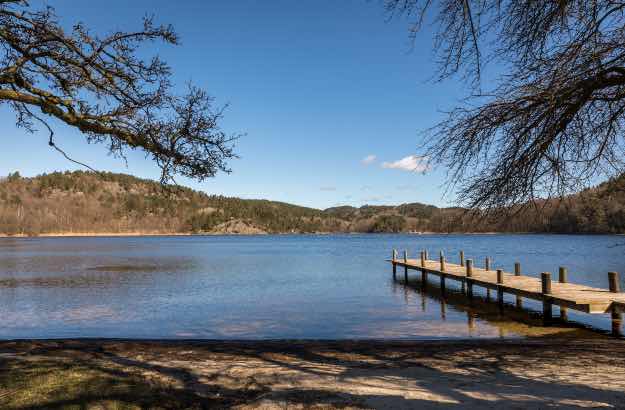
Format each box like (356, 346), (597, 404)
(541, 272), (553, 323)
(485, 257), (492, 300)
(497, 269), (504, 310)
(440, 251), (446, 272)
(440, 274), (445, 294)
(514, 262), (522, 308)
(609, 272), (622, 337)
(420, 251), (427, 284)
(404, 250), (408, 281)
(466, 259), (473, 298)
(460, 250), (466, 293)
(424, 249), (429, 260)
(559, 267), (568, 321)
(609, 271), (621, 292)
(392, 249), (397, 278)
(439, 251), (446, 293)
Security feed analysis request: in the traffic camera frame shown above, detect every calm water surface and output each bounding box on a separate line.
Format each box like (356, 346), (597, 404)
(0, 234), (623, 339)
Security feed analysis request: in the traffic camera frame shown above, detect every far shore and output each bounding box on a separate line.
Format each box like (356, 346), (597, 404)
(1, 231), (620, 238)
(0, 232), (195, 238)
(2, 338), (624, 408)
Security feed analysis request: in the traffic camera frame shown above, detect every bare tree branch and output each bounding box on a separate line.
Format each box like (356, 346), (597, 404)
(0, 0), (238, 182)
(385, 0), (625, 210)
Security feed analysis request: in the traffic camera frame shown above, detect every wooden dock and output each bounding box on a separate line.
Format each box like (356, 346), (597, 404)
(389, 249), (625, 336)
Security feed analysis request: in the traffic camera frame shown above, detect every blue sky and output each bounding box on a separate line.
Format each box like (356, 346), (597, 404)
(0, 0), (471, 209)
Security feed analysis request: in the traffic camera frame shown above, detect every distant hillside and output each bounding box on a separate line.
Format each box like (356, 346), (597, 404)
(1, 170), (625, 236)
(0, 171), (341, 236)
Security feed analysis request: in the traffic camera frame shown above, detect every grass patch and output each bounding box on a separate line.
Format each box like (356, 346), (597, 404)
(0, 355), (225, 409)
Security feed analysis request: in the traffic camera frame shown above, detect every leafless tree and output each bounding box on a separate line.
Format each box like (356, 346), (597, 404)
(386, 0), (625, 210)
(0, 0), (238, 182)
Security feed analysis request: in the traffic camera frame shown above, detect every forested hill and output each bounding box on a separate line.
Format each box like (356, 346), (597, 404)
(0, 171), (624, 236)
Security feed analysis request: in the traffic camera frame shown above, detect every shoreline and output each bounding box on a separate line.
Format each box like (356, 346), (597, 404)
(1, 231), (622, 238)
(0, 231), (195, 238)
(1, 336), (619, 345)
(2, 338), (624, 408)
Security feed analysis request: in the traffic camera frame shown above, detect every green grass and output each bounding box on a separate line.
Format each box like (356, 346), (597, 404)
(0, 355), (219, 410)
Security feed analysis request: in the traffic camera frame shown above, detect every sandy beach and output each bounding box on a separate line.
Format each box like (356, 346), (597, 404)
(2, 339), (625, 409)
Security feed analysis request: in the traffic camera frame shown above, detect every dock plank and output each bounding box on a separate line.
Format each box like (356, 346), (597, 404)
(390, 258), (625, 314)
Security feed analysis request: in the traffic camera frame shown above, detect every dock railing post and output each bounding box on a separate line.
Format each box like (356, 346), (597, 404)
(439, 251), (446, 294)
(497, 269), (504, 309)
(420, 251), (427, 284)
(514, 262), (522, 308)
(609, 271), (621, 292)
(460, 252), (466, 293)
(466, 259), (473, 298)
(559, 267), (568, 321)
(392, 249), (397, 277)
(485, 257), (492, 300)
(609, 271), (622, 337)
(404, 250), (408, 281)
(439, 251), (446, 272)
(541, 272), (553, 323)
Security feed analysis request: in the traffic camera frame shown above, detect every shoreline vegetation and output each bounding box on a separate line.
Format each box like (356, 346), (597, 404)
(2, 170), (625, 237)
(2, 339), (624, 409)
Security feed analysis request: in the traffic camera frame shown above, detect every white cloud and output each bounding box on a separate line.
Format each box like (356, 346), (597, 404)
(361, 195), (392, 203)
(362, 196), (383, 203)
(320, 186), (337, 192)
(361, 154), (377, 166)
(381, 155), (429, 173)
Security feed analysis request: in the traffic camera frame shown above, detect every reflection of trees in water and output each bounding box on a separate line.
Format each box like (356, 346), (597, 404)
(0, 257), (197, 289)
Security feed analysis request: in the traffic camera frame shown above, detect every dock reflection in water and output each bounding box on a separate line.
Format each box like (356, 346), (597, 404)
(391, 273), (611, 339)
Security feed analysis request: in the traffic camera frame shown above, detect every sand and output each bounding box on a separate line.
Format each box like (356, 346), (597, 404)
(1, 339), (625, 409)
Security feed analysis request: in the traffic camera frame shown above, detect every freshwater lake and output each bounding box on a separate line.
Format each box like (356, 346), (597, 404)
(0, 234), (623, 339)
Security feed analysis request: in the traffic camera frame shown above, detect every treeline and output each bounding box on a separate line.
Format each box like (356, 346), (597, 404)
(0, 171), (345, 235)
(1, 170), (624, 235)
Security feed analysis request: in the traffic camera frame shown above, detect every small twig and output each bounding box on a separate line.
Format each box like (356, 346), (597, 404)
(21, 104), (99, 173)
(49, 141), (99, 174)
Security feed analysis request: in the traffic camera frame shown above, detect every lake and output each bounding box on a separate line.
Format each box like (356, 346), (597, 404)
(0, 234), (623, 339)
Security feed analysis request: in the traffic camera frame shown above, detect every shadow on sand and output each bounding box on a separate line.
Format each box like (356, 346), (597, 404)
(2, 334), (625, 409)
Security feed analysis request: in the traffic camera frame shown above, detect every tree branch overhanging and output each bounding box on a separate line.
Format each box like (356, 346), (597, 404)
(0, 0), (238, 182)
(384, 0), (625, 211)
